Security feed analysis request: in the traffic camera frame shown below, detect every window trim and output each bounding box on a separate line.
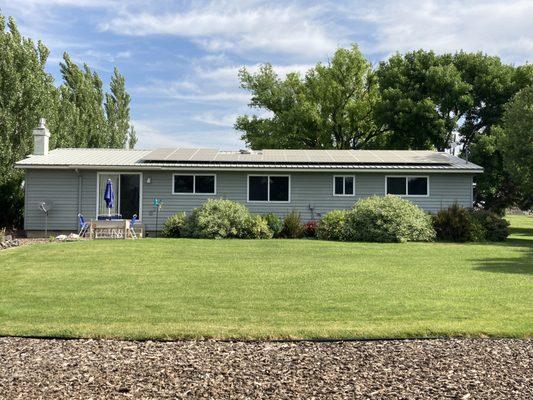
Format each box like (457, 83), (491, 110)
(385, 175), (430, 197)
(333, 175), (356, 196)
(247, 174), (291, 203)
(171, 173), (217, 195)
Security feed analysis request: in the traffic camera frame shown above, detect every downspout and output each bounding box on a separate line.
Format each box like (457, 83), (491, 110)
(75, 168), (82, 219)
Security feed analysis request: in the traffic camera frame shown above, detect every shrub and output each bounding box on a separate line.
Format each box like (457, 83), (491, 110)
(469, 209), (510, 241)
(346, 195), (435, 242)
(183, 199), (251, 239)
(264, 213), (283, 238)
(182, 199), (273, 239)
(304, 220), (318, 238)
(433, 203), (473, 242)
(281, 211), (305, 238)
(162, 212), (187, 238)
(241, 215), (273, 239)
(317, 210), (348, 241)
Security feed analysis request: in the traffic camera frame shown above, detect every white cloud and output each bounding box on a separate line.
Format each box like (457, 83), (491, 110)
(353, 0), (533, 63)
(193, 112), (238, 127)
(133, 80), (250, 104)
(133, 120), (183, 149)
(133, 119), (243, 149)
(100, 2), (339, 58)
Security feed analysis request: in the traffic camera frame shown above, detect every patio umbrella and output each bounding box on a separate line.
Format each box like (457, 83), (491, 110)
(103, 178), (115, 217)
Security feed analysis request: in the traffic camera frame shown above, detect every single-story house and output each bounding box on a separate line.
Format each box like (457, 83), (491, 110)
(16, 120), (483, 236)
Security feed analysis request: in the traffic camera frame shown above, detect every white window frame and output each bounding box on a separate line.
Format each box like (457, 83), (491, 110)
(333, 175), (356, 196)
(247, 174), (291, 203)
(96, 171), (143, 220)
(385, 175), (430, 197)
(172, 173), (217, 195)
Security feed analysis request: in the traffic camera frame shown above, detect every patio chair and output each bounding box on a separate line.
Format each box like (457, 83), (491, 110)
(78, 213), (89, 237)
(129, 214), (138, 239)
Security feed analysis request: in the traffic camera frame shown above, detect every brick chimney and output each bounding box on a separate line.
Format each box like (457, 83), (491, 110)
(33, 118), (50, 156)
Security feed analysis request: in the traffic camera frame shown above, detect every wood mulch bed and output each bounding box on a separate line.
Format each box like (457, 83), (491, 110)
(0, 337), (530, 399)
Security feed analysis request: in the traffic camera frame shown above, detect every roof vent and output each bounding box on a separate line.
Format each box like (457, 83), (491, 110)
(239, 149), (252, 154)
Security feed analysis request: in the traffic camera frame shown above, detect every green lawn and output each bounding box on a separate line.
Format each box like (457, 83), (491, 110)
(0, 216), (531, 340)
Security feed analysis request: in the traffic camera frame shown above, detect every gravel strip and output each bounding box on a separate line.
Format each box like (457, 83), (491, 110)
(0, 337), (530, 399)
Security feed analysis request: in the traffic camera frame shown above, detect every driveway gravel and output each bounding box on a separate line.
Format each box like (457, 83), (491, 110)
(0, 337), (530, 399)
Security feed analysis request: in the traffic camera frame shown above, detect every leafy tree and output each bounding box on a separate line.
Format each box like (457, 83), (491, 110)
(236, 45), (386, 149)
(0, 12), (135, 228)
(376, 51), (472, 150)
(498, 86), (533, 208)
(105, 67), (136, 148)
(0, 15), (58, 227)
(468, 134), (522, 213)
(376, 50), (532, 210)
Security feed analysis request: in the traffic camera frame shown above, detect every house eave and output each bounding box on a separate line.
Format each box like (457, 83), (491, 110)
(15, 163), (483, 173)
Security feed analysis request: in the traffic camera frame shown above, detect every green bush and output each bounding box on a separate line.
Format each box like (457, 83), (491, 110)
(346, 195), (435, 242)
(317, 210), (348, 241)
(469, 209), (510, 241)
(162, 212), (187, 238)
(182, 199), (272, 239)
(433, 203), (473, 242)
(281, 211), (305, 238)
(263, 213), (283, 237)
(434, 205), (510, 242)
(242, 215), (273, 239)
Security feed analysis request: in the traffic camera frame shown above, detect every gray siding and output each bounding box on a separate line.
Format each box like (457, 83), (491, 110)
(23, 169), (474, 232)
(24, 169), (97, 231)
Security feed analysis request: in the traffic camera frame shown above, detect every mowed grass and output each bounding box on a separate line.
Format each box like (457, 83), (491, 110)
(0, 216), (531, 340)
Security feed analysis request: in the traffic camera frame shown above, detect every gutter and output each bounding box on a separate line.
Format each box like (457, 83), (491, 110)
(15, 164), (484, 174)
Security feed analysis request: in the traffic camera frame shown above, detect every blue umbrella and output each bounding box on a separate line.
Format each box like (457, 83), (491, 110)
(103, 179), (114, 217)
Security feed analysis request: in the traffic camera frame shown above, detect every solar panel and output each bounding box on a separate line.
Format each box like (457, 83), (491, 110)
(140, 148), (454, 165)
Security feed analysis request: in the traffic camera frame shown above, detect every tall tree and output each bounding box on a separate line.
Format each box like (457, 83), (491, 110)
(376, 50), (532, 211)
(376, 51), (532, 151)
(0, 15), (58, 227)
(0, 12), (136, 228)
(105, 67), (136, 148)
(498, 86), (533, 207)
(236, 45), (386, 150)
(59, 53), (108, 148)
(375, 51), (472, 150)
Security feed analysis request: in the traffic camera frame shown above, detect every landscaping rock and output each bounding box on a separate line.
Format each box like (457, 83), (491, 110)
(0, 338), (530, 399)
(0, 239), (20, 250)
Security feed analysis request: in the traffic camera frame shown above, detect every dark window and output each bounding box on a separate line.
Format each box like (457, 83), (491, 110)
(408, 177), (428, 195)
(248, 176), (289, 202)
(174, 175), (194, 193)
(344, 177), (354, 195)
(270, 176), (289, 201)
(195, 175), (215, 194)
(387, 177), (406, 195)
(334, 177), (344, 195)
(334, 176), (355, 195)
(249, 176), (268, 201)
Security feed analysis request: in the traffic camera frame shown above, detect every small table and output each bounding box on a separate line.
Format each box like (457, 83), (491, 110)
(90, 219), (131, 239)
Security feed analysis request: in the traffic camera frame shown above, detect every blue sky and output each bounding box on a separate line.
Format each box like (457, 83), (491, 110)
(2, 0), (532, 149)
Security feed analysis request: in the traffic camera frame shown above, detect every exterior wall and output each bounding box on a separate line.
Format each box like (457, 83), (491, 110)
(24, 169), (96, 232)
(23, 169), (475, 234)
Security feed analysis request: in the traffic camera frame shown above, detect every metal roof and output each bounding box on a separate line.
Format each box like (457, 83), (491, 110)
(15, 148), (483, 172)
